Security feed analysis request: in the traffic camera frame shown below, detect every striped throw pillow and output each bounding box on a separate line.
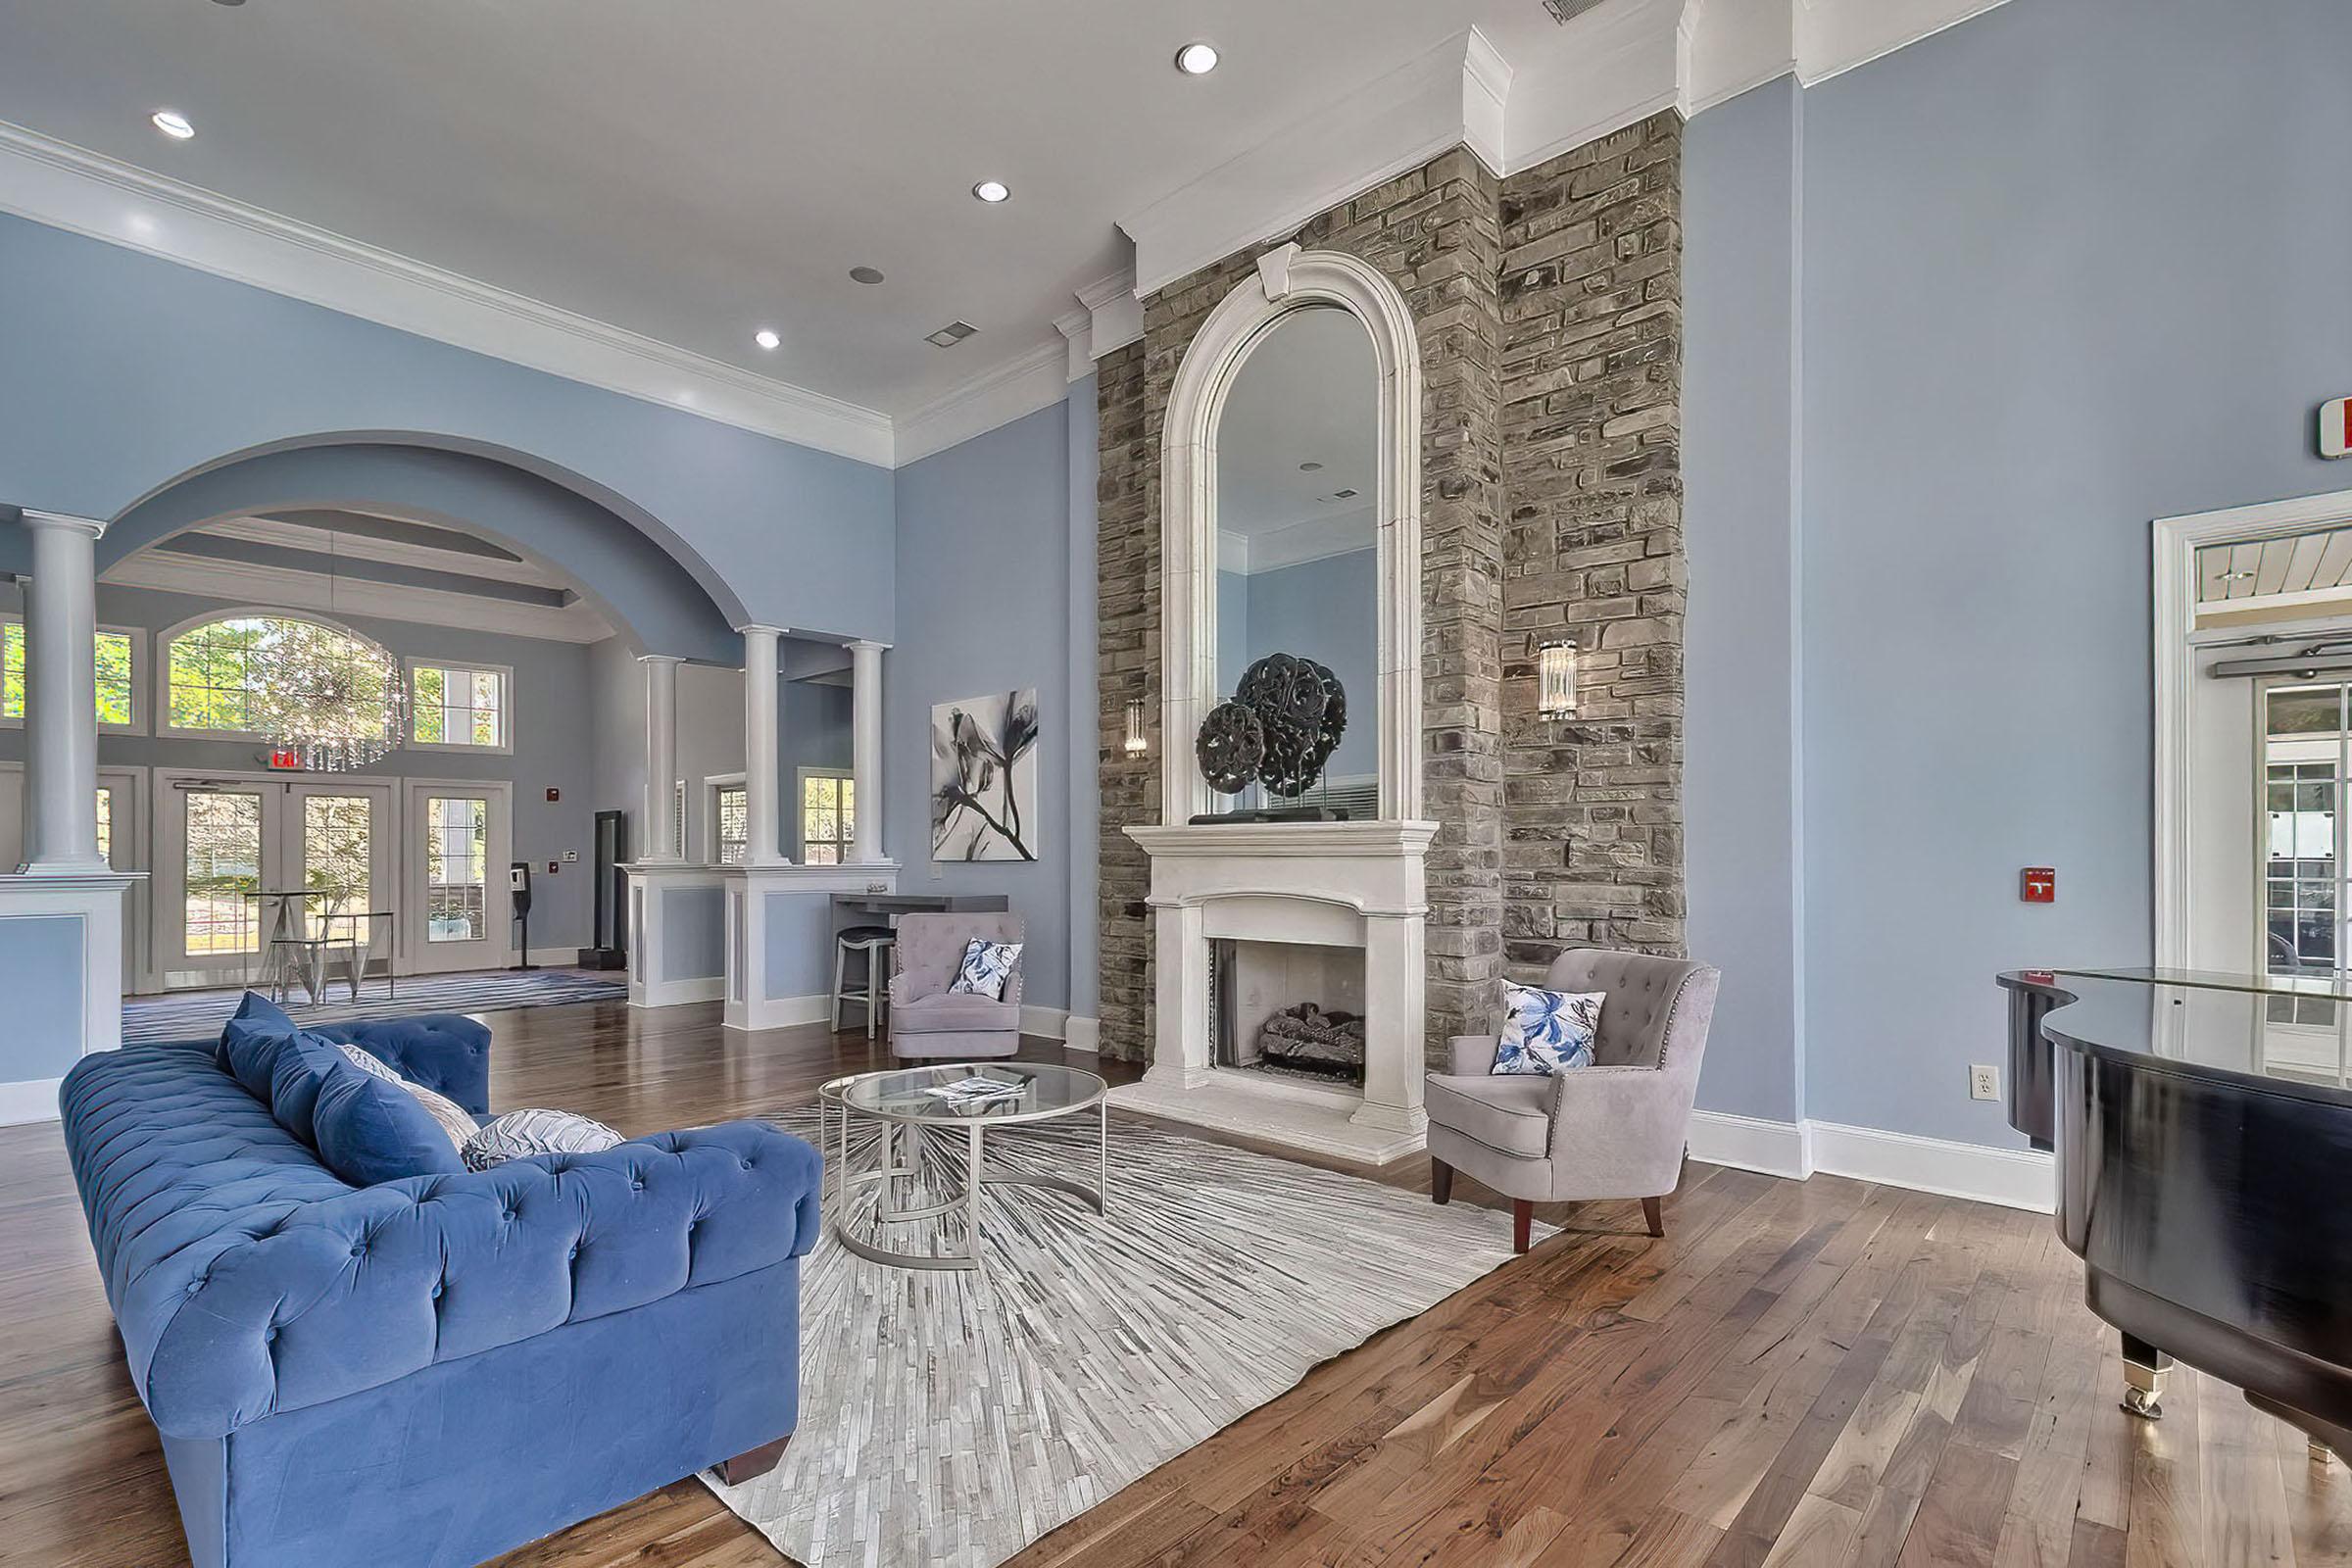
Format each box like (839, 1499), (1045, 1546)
(461, 1108), (625, 1172)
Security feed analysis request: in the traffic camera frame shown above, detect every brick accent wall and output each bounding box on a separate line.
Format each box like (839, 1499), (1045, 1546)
(1498, 113), (1687, 970)
(1093, 120), (1683, 1064)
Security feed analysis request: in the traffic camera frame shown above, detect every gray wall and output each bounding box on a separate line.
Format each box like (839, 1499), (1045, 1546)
(1681, 0), (2352, 1145)
(890, 400), (1073, 1010)
(1063, 377), (1101, 1025)
(0, 582), (600, 951)
(0, 211), (896, 640)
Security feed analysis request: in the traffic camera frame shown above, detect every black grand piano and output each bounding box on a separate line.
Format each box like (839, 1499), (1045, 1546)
(2001, 967), (2352, 1458)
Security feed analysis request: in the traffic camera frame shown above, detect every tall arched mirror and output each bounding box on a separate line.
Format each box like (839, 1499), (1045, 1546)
(1206, 305), (1381, 815)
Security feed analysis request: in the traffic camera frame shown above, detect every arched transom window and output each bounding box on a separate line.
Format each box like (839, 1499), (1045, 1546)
(163, 613), (397, 738)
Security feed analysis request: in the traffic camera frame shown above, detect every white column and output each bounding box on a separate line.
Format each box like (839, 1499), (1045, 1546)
(847, 639), (888, 863)
(639, 655), (685, 864)
(19, 513), (107, 873)
(739, 624), (786, 865)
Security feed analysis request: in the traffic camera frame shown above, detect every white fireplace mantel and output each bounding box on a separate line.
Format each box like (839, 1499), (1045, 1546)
(1114, 818), (1437, 1163)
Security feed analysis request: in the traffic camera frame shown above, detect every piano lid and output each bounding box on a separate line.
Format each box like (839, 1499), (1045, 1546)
(1998, 966), (2352, 1110)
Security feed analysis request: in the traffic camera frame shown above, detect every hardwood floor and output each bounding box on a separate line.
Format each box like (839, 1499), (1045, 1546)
(6, 1000), (2347, 1567)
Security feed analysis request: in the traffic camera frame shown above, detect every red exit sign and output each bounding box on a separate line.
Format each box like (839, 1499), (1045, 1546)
(2325, 397), (2352, 459)
(267, 749), (303, 770)
(2021, 867), (2055, 904)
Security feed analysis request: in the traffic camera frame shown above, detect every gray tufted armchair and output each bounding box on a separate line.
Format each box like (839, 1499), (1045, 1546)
(1426, 949), (1720, 1252)
(887, 912), (1025, 1060)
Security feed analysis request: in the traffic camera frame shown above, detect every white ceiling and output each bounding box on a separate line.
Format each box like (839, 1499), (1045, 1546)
(0, 0), (1566, 421)
(0, 0), (2005, 459)
(1216, 307), (1378, 561)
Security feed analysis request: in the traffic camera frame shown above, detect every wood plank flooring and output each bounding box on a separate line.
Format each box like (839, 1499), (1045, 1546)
(3, 1000), (2345, 1567)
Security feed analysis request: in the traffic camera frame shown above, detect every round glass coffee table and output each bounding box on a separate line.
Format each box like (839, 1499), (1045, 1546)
(833, 1061), (1109, 1271)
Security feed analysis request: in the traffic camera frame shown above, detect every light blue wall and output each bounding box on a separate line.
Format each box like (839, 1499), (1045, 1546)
(762, 891), (837, 1000)
(0, 916), (86, 1084)
(1682, 0), (2352, 1146)
(889, 401), (1072, 1010)
(660, 885), (726, 982)
(1684, 76), (1806, 1126)
(0, 212), (896, 641)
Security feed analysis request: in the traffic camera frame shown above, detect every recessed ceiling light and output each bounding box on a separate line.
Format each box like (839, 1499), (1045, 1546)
(1298, 461), (1323, 472)
(753, 328), (781, 351)
(971, 179), (1010, 204)
(849, 266), (885, 285)
(1175, 41), (1220, 74)
(151, 109), (195, 140)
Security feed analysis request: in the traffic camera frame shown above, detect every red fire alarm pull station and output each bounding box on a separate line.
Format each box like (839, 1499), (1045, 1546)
(2323, 397), (2352, 459)
(2022, 867), (2056, 904)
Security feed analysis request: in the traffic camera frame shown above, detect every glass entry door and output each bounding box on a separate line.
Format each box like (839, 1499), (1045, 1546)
(155, 776), (393, 991)
(405, 783), (512, 974)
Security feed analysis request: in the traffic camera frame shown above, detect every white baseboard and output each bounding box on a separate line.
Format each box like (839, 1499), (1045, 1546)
(1686, 1109), (2054, 1214)
(630, 974), (726, 1008)
(0, 1076), (64, 1126)
(1062, 1014), (1101, 1054)
(1808, 1119), (2054, 1214)
(1021, 1005), (1070, 1042)
(1687, 1109), (1812, 1180)
(723, 992), (832, 1032)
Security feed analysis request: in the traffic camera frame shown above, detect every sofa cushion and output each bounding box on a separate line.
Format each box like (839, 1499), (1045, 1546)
(892, 991), (1019, 1035)
(950, 938), (1022, 1000)
(1492, 983), (1602, 1076)
(268, 1031), (354, 1149)
(219, 992), (297, 1099)
(1425, 1073), (1554, 1159)
(460, 1108), (625, 1171)
(336, 1043), (480, 1149)
(313, 1064), (467, 1185)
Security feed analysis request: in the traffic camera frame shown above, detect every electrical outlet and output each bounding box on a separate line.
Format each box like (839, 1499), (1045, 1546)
(1969, 1064), (2000, 1102)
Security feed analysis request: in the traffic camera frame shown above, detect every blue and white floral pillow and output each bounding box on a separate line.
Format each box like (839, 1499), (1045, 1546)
(1490, 983), (1604, 1075)
(950, 938), (1022, 1001)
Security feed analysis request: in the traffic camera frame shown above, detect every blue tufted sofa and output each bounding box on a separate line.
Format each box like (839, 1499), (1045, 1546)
(59, 1013), (821, 1568)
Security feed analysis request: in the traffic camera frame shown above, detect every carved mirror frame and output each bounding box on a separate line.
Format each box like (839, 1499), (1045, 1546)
(1159, 242), (1424, 825)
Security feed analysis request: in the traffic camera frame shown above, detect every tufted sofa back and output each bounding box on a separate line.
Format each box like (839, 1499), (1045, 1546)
(60, 1037), (821, 1443)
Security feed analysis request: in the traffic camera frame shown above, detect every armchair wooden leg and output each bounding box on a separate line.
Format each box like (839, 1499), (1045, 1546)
(1642, 1196), (1664, 1239)
(717, 1434), (791, 1486)
(1431, 1158), (1454, 1205)
(1512, 1199), (1532, 1254)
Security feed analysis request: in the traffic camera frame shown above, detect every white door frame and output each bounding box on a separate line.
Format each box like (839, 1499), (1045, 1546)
(2155, 486), (2352, 968)
(152, 766), (402, 990)
(403, 778), (514, 974)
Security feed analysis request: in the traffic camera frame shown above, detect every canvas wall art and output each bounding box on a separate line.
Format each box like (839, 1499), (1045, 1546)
(930, 688), (1040, 861)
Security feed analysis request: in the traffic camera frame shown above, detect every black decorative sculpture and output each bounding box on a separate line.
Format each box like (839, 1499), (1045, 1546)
(1193, 653), (1349, 820)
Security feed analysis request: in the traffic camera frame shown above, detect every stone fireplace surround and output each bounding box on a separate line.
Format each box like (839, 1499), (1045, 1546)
(1095, 115), (1687, 1160)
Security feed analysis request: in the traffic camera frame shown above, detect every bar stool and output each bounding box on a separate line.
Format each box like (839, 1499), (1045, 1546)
(832, 925), (896, 1040)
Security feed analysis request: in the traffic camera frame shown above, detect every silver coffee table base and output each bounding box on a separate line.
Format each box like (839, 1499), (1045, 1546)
(829, 1063), (1110, 1272)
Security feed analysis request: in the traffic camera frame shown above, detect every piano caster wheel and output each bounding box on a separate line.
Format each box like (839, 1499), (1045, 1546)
(2120, 1340), (2169, 1421)
(2121, 1385), (2163, 1420)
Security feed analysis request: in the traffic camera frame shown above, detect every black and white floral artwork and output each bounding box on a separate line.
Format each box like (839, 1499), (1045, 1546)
(930, 688), (1040, 861)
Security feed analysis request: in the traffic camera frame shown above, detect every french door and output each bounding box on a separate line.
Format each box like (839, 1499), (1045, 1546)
(404, 781), (512, 975)
(155, 773), (395, 991)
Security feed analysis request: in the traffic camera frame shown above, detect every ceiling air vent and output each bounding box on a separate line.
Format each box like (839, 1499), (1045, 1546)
(925, 320), (979, 348)
(1543, 0), (1612, 22)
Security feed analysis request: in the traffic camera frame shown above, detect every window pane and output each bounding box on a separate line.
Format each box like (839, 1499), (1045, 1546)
(95, 788), (113, 866)
(839, 779), (854, 839)
(805, 844), (839, 865)
(717, 786), (748, 865)
(302, 795), (372, 938)
(425, 796), (489, 942)
(94, 631), (133, 724)
(2270, 685), (2343, 738)
(184, 793), (262, 955)
(2, 622), (22, 720)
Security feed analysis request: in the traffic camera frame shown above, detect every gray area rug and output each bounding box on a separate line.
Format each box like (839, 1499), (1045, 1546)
(121, 967), (626, 1045)
(706, 1108), (1541, 1567)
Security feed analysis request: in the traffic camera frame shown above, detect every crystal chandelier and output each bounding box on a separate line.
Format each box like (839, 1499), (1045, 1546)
(247, 534), (407, 772)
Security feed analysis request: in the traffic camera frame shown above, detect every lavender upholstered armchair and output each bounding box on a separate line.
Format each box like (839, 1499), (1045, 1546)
(1426, 949), (1719, 1252)
(888, 912), (1025, 1060)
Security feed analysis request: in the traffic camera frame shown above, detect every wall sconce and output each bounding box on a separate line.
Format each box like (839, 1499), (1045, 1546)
(1123, 698), (1150, 755)
(1534, 635), (1578, 719)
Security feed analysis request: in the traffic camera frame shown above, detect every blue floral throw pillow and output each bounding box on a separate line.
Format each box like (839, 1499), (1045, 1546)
(1491, 983), (1604, 1075)
(950, 938), (1022, 1001)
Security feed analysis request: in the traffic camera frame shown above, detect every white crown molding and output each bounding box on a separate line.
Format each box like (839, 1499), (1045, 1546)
(1232, 507), (1379, 576)
(1461, 27), (1514, 176)
(1053, 307), (1095, 383)
(1120, 30), (1502, 300)
(1077, 268), (1143, 360)
(0, 121), (896, 468)
(1505, 0), (1686, 176)
(891, 339), (1072, 467)
(103, 548), (613, 643)
(198, 515), (571, 590)
(1794, 0), (2015, 88)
